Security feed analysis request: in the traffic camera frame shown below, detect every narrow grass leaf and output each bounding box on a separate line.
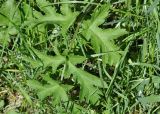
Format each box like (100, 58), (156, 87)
(130, 62), (160, 71)
(17, 85), (32, 105)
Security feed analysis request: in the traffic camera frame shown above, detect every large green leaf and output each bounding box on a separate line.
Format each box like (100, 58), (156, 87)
(24, 48), (106, 104)
(27, 75), (72, 104)
(67, 61), (108, 104)
(22, 48), (86, 72)
(23, 48), (66, 72)
(23, 0), (79, 34)
(82, 4), (127, 65)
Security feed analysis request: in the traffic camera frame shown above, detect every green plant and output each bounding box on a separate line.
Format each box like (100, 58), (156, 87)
(0, 0), (160, 113)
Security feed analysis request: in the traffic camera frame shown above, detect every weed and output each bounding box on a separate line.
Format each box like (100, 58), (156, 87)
(0, 0), (160, 113)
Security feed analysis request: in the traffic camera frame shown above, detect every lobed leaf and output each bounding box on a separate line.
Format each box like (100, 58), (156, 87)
(82, 4), (127, 65)
(24, 0), (79, 34)
(27, 75), (71, 104)
(67, 61), (108, 103)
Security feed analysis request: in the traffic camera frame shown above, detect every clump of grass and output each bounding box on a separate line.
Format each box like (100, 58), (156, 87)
(0, 0), (160, 113)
